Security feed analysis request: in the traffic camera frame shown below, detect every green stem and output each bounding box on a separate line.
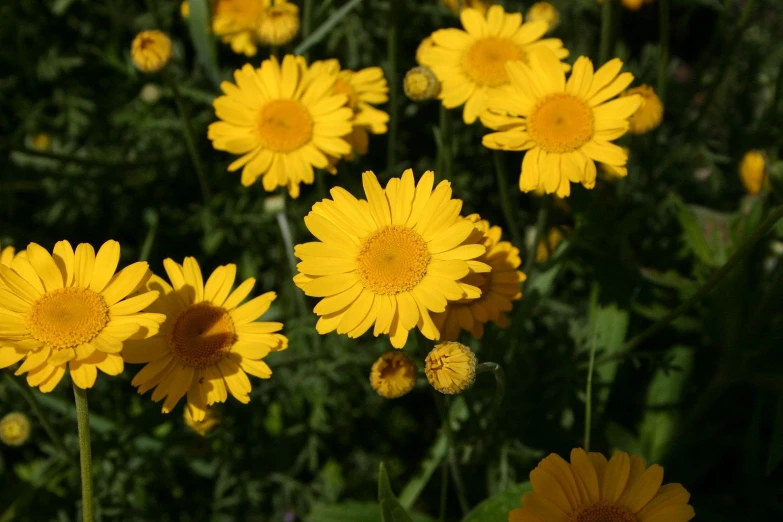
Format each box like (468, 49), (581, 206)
(524, 196), (549, 275)
(657, 0), (670, 101)
(599, 0), (614, 65)
(493, 151), (523, 249)
(691, 0), (756, 129)
(433, 392), (469, 516)
(138, 211), (159, 262)
(476, 362), (505, 420)
(386, 0), (401, 172)
(302, 0), (314, 40)
(275, 209), (309, 318)
(438, 105), (453, 182)
(3, 372), (71, 463)
(608, 203), (783, 362)
(73, 385), (94, 522)
(584, 314), (599, 453)
(163, 71), (212, 206)
(438, 460), (448, 522)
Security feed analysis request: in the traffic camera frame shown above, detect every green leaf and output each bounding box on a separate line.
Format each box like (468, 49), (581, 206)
(378, 462), (414, 522)
(398, 432), (448, 509)
(294, 0), (365, 56)
(461, 482), (532, 522)
(187, 0), (221, 89)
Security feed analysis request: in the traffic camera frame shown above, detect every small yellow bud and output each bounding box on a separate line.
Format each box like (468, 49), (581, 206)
(370, 351), (417, 399)
(131, 30), (173, 73)
(425, 342), (477, 395)
(404, 66), (440, 102)
(625, 85), (664, 134)
(0, 412), (31, 447)
(739, 151), (768, 195)
(526, 2), (560, 32)
(257, 2), (300, 47)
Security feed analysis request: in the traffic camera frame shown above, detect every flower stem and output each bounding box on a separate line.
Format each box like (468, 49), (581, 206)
(599, 0), (614, 64)
(276, 209), (308, 318)
(584, 308), (599, 453)
(302, 0), (314, 39)
(492, 151), (523, 249)
(432, 392), (469, 516)
(163, 71), (212, 206)
(524, 196), (549, 275)
(437, 105), (453, 182)
(438, 460), (448, 522)
(607, 203), (783, 363)
(386, 0), (401, 172)
(657, 0), (670, 101)
(476, 362), (505, 420)
(73, 384), (94, 522)
(3, 372), (71, 463)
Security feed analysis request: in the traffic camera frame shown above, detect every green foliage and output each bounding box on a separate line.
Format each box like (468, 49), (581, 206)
(461, 482), (532, 522)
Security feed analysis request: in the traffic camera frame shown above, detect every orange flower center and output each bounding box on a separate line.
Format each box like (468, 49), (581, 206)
(257, 99), (314, 153)
(28, 288), (109, 351)
(572, 502), (637, 522)
(463, 37), (523, 87)
(169, 303), (237, 368)
(528, 93), (594, 153)
(356, 225), (431, 295)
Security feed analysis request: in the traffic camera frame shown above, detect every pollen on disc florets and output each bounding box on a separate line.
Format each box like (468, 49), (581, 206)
(256, 99), (314, 153)
(572, 501), (637, 522)
(169, 303), (237, 368)
(27, 287), (110, 351)
(528, 93), (595, 153)
(356, 225), (431, 295)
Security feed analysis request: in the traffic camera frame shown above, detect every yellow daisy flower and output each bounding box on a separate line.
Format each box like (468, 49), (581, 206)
(184, 406), (220, 436)
(626, 85), (663, 134)
(425, 342), (477, 394)
(508, 449), (695, 522)
(420, 5), (569, 124)
(482, 47), (642, 197)
(131, 30), (172, 73)
(208, 55), (354, 198)
(125, 257), (288, 421)
(294, 169), (490, 348)
(0, 412), (31, 446)
(369, 351), (417, 399)
(0, 240), (164, 391)
(739, 150), (768, 195)
(0, 242), (15, 267)
(415, 36), (435, 66)
(599, 147), (631, 180)
(433, 215), (525, 341)
(442, 0), (494, 15)
(257, 0), (300, 46)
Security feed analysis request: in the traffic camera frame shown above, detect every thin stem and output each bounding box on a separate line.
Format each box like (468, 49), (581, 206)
(138, 211), (159, 262)
(163, 71), (212, 206)
(657, 0), (670, 101)
(584, 317), (599, 453)
(438, 105), (453, 182)
(3, 372), (71, 463)
(476, 362), (505, 420)
(386, 0), (401, 172)
(691, 0), (756, 129)
(302, 0), (314, 40)
(493, 151), (523, 249)
(275, 210), (308, 317)
(599, 0), (614, 65)
(610, 203), (783, 362)
(433, 392), (469, 516)
(73, 385), (94, 522)
(438, 460), (448, 522)
(524, 196), (549, 275)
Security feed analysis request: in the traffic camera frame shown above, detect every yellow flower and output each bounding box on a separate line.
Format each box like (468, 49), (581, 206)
(369, 351), (417, 399)
(31, 133), (52, 152)
(0, 412), (31, 446)
(433, 215), (525, 341)
(442, 0), (494, 15)
(207, 55), (354, 198)
(0, 240), (164, 391)
(257, 1), (300, 46)
(425, 342), (477, 394)
(125, 257), (288, 421)
(526, 2), (559, 31)
(184, 406), (220, 436)
(294, 169), (490, 348)
(508, 449), (695, 522)
(131, 30), (172, 73)
(404, 66), (441, 102)
(739, 150), (768, 195)
(626, 85), (663, 134)
(0, 242), (15, 267)
(420, 5), (569, 124)
(415, 36), (435, 66)
(482, 47), (642, 197)
(599, 147), (631, 180)
(211, 0), (266, 57)
(536, 227), (565, 262)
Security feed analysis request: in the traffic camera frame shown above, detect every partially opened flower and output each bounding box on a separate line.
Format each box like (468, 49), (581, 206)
(433, 215), (525, 341)
(131, 30), (172, 73)
(626, 85), (663, 134)
(294, 169), (489, 348)
(508, 449), (695, 522)
(420, 5), (569, 124)
(0, 412), (31, 446)
(257, 0), (300, 46)
(208, 55), (353, 198)
(370, 351), (417, 399)
(0, 240), (164, 391)
(483, 47), (642, 197)
(425, 342), (477, 394)
(125, 257), (287, 421)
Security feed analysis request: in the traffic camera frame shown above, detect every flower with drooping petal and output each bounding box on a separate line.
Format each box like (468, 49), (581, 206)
(124, 257), (287, 421)
(0, 240), (164, 391)
(294, 169), (489, 348)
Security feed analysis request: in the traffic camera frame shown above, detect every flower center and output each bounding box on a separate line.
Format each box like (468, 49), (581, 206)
(2, 422), (21, 439)
(356, 225), (431, 295)
(527, 93), (595, 153)
(257, 99), (314, 153)
(572, 502), (637, 522)
(28, 288), (110, 351)
(333, 77), (359, 111)
(462, 37), (523, 87)
(169, 303), (237, 368)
